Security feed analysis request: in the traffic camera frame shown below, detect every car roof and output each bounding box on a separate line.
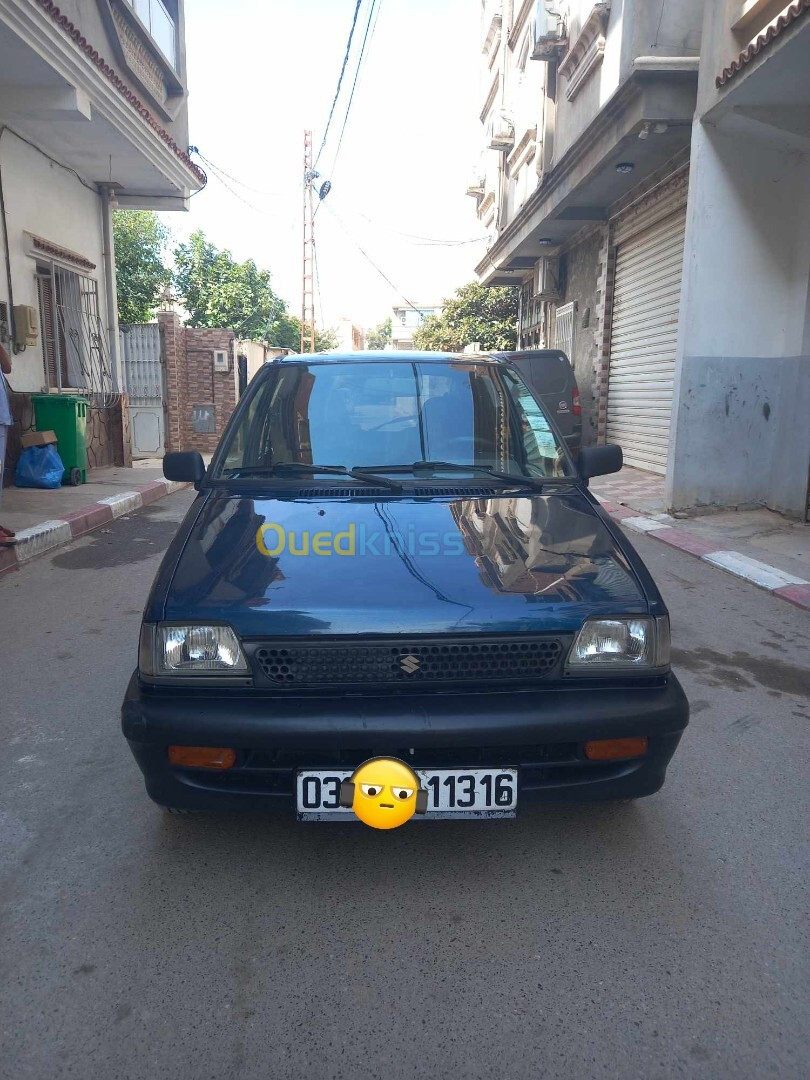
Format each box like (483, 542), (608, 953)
(269, 350), (503, 365)
(491, 349), (569, 359)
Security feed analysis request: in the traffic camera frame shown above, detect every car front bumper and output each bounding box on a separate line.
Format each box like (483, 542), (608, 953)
(121, 674), (688, 813)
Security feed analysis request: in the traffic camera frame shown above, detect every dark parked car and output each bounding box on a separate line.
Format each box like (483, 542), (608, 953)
(493, 349), (582, 454)
(122, 352), (687, 819)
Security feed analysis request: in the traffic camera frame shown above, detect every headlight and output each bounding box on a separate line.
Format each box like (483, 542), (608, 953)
(139, 624), (248, 676)
(568, 616), (670, 670)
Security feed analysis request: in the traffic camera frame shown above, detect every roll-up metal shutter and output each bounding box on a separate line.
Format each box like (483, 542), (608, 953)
(606, 207), (687, 473)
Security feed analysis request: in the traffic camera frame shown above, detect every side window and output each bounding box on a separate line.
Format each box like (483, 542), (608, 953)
(506, 374), (565, 475)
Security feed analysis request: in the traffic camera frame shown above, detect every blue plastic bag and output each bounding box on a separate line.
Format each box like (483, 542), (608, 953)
(15, 444), (65, 489)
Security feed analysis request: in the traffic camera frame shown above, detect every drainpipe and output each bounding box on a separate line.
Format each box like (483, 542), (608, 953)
(98, 183), (122, 392)
(0, 129), (14, 349)
(495, 0), (514, 234)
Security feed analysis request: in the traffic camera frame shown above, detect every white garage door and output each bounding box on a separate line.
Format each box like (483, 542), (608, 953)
(606, 208), (686, 473)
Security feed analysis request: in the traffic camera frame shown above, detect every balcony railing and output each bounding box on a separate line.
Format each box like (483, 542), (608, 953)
(127, 0), (178, 70)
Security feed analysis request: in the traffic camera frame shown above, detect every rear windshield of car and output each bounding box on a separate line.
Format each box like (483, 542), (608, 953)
(212, 360), (574, 480)
(505, 352), (571, 396)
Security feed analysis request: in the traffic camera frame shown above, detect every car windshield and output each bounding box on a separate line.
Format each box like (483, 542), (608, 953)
(212, 359), (574, 480)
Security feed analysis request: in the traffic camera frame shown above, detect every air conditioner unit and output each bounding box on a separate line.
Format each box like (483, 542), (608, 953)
(465, 171), (485, 199)
(488, 115), (515, 152)
(535, 256), (561, 300)
(532, 2), (567, 60)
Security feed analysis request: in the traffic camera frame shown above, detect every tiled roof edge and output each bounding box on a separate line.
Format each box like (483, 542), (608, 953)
(35, 0), (206, 186)
(716, 0), (810, 87)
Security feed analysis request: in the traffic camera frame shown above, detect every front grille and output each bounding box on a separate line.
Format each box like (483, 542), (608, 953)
(250, 636), (564, 690)
(241, 743), (578, 770)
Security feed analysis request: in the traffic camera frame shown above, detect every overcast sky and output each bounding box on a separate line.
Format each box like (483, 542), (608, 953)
(167, 0), (489, 331)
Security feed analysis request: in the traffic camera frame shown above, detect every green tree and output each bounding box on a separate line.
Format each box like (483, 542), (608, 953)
(366, 316), (392, 350)
(173, 230), (285, 341)
(113, 210), (171, 324)
(315, 326), (339, 352)
(266, 312), (338, 353)
(412, 282), (518, 351)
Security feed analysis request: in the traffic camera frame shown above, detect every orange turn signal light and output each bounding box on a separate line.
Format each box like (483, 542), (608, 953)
(583, 736), (649, 761)
(168, 746), (236, 770)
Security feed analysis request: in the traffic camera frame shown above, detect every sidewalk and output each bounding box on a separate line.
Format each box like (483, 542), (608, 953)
(0, 458), (189, 578)
(590, 467), (810, 611)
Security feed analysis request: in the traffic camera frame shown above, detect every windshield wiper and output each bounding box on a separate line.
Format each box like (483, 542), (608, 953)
(354, 461), (559, 490)
(224, 462), (402, 490)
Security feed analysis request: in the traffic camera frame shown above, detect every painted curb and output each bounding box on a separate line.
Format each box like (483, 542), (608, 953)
(773, 583), (810, 610)
(0, 480), (190, 579)
(622, 515), (674, 534)
(15, 519), (73, 563)
(605, 505), (810, 611)
(98, 491), (143, 518)
(702, 550), (809, 591)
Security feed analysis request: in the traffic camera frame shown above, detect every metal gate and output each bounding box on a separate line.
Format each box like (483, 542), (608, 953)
(553, 301), (575, 360)
(120, 323), (165, 458)
(606, 208), (687, 474)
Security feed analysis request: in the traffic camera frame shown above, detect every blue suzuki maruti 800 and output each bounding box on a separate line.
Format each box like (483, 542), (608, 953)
(122, 353), (688, 819)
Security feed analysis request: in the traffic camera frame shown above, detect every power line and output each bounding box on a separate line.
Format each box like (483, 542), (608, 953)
(343, 205), (489, 246)
(202, 158), (265, 214)
(322, 202), (423, 314)
(194, 151), (286, 198)
(315, 0), (363, 167)
(188, 151), (299, 236)
(327, 0), (381, 181)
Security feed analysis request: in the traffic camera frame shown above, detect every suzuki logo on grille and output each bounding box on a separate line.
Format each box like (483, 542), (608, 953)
(400, 654), (421, 674)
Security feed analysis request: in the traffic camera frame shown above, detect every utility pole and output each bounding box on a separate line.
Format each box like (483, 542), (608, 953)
(301, 130), (316, 354)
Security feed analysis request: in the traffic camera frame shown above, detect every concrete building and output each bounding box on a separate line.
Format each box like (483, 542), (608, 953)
(666, 0), (810, 521)
(470, 0), (703, 460)
(471, 0), (810, 521)
(0, 0), (202, 477)
(235, 339), (292, 396)
(390, 304), (443, 350)
(332, 317), (366, 353)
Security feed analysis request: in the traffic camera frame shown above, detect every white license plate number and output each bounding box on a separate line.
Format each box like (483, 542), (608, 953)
(296, 768), (518, 820)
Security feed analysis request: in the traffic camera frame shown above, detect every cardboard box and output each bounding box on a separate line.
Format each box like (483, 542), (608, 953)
(21, 430), (58, 448)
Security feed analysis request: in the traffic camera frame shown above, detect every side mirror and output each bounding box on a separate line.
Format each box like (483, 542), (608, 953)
(163, 451), (206, 485)
(578, 444), (622, 479)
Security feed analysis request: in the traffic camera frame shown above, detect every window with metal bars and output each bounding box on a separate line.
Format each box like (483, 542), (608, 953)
(36, 265), (115, 403)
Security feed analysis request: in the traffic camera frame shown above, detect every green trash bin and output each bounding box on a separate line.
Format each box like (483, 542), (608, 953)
(31, 394), (88, 486)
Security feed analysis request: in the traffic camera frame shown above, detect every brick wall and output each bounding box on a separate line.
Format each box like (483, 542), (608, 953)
(159, 312), (236, 454)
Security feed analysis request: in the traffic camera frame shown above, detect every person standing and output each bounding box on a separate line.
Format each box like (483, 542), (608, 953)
(0, 340), (17, 545)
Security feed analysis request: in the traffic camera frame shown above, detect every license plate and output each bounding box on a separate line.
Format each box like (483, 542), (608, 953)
(296, 768), (518, 821)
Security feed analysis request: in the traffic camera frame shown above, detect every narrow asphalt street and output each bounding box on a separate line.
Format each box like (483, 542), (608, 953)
(1, 489), (808, 1080)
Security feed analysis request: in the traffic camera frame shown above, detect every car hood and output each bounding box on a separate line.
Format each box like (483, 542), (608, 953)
(160, 490), (648, 637)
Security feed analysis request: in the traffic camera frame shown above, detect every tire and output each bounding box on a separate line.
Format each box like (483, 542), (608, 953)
(68, 467), (82, 486)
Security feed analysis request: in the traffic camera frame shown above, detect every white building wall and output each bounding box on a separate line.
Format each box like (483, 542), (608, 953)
(236, 340), (269, 386)
(666, 121), (810, 516)
(0, 130), (107, 394)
